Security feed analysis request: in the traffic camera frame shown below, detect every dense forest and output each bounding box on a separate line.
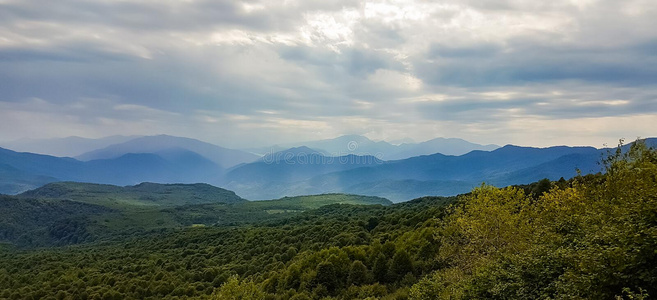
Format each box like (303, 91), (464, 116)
(0, 141), (655, 299)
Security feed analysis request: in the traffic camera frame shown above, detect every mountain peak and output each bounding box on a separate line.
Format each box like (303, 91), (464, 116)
(75, 135), (258, 168)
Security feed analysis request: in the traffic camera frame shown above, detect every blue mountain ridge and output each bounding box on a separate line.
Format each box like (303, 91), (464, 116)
(1, 138), (654, 201)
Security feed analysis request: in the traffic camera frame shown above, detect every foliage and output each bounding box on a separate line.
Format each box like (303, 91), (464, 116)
(213, 275), (264, 300)
(411, 140), (657, 299)
(0, 191), (392, 247)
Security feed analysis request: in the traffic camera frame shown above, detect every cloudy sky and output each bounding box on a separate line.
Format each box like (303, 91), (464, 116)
(1, 0), (656, 148)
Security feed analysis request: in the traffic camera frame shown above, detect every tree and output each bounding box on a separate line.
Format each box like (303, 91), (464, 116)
(315, 261), (338, 293)
(531, 178), (552, 198)
(373, 254), (389, 283)
(213, 275), (264, 300)
(347, 260), (368, 286)
(390, 250), (413, 281)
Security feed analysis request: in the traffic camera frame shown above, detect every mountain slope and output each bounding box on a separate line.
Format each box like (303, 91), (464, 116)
(0, 163), (58, 195)
(0, 195), (113, 246)
(0, 135), (139, 157)
(76, 135), (259, 168)
(225, 149), (383, 184)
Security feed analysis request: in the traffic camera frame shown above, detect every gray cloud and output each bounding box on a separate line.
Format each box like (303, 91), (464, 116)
(0, 0), (656, 148)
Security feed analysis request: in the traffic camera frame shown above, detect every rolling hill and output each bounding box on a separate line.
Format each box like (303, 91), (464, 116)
(0, 195), (113, 246)
(2, 182), (391, 247)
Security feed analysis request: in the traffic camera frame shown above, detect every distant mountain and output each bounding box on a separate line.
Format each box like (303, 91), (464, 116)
(300, 144), (604, 202)
(0, 135), (140, 157)
(76, 135), (259, 168)
(0, 163), (58, 195)
(0, 147), (224, 194)
(224, 149), (383, 185)
(387, 137), (500, 159)
(220, 139), (656, 202)
(20, 181), (246, 207)
(0, 147), (84, 182)
(260, 146), (330, 163)
(2, 136), (655, 201)
(82, 150), (223, 186)
(281, 135), (397, 157)
(273, 135), (499, 160)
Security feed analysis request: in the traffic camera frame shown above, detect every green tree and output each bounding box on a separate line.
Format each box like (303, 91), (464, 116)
(373, 254), (389, 283)
(315, 261), (338, 293)
(213, 275), (264, 300)
(531, 178), (552, 198)
(390, 249), (414, 281)
(347, 260), (368, 286)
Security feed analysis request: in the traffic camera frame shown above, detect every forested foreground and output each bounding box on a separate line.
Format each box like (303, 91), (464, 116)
(1, 141), (656, 299)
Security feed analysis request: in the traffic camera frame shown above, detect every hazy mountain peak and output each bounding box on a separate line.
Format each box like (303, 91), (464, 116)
(76, 135), (259, 168)
(282, 146), (324, 153)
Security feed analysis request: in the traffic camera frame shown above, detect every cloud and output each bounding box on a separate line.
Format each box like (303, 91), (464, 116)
(0, 0), (656, 148)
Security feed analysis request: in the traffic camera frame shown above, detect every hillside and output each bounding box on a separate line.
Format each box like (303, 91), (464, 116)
(248, 193), (392, 210)
(20, 181), (246, 207)
(0, 195), (112, 246)
(4, 182), (391, 247)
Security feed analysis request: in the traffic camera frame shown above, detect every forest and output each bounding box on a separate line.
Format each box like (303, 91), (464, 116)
(0, 140), (655, 299)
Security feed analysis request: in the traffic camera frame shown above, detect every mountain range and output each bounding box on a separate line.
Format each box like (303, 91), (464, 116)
(246, 135), (499, 158)
(220, 144), (610, 201)
(0, 134), (653, 201)
(0, 135), (140, 157)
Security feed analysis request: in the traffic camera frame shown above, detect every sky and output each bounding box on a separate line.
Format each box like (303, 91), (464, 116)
(0, 0), (656, 149)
